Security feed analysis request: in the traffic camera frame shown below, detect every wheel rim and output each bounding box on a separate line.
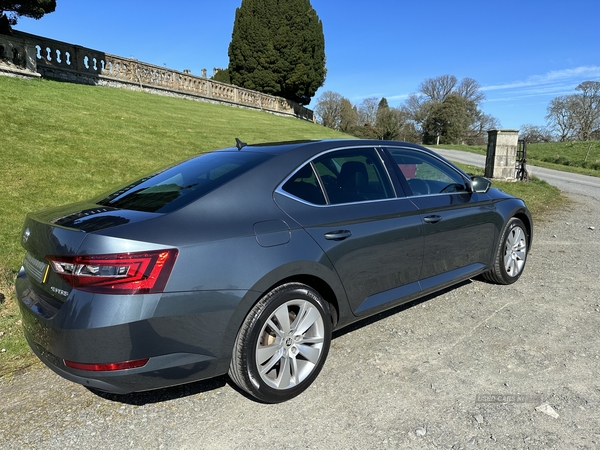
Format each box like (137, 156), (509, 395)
(503, 225), (527, 277)
(255, 299), (325, 390)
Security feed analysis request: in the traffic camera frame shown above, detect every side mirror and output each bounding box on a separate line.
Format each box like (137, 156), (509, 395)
(470, 176), (492, 194)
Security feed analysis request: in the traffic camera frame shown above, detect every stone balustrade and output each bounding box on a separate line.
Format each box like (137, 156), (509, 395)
(0, 30), (314, 122)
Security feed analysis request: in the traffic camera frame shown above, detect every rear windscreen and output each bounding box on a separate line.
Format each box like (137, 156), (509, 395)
(97, 151), (272, 213)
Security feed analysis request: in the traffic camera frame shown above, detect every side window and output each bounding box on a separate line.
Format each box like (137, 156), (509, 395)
(282, 164), (326, 205)
(313, 148), (394, 204)
(387, 149), (468, 196)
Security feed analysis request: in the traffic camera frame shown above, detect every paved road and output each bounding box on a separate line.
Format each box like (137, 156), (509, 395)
(434, 148), (600, 201)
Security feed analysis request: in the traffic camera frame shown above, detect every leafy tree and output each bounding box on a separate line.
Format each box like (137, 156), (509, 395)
(339, 98), (358, 132)
(350, 123), (379, 139)
(211, 69), (231, 84)
(227, 0), (326, 105)
(316, 92), (416, 142)
(405, 75), (494, 144)
(423, 94), (477, 145)
(0, 0), (55, 33)
(375, 97), (403, 140)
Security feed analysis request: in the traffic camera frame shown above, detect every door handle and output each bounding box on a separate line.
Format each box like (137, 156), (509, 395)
(423, 215), (442, 224)
(324, 230), (352, 240)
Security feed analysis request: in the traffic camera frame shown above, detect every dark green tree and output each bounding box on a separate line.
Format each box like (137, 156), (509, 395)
(227, 0), (326, 105)
(0, 0), (55, 34)
(339, 98), (358, 132)
(423, 94), (477, 145)
(375, 98), (403, 140)
(212, 68), (231, 84)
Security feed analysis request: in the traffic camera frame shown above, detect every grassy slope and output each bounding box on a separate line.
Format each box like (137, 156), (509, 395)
(0, 77), (346, 271)
(0, 77), (563, 375)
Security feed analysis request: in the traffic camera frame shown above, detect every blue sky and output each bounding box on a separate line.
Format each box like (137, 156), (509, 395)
(15, 0), (600, 129)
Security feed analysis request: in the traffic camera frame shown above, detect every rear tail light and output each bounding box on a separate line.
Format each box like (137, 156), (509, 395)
(47, 249), (178, 294)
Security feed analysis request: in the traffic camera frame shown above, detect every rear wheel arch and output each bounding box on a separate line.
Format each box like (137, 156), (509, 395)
(228, 281), (333, 402)
(269, 275), (340, 328)
(247, 262), (347, 328)
(218, 265), (345, 367)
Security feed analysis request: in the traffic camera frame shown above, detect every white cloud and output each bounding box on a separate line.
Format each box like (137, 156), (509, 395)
(482, 66), (600, 94)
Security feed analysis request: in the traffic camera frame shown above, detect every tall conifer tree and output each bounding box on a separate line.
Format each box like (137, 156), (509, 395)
(227, 0), (326, 105)
(0, 0), (55, 33)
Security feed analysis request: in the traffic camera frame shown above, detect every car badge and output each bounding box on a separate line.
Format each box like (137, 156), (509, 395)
(23, 227), (31, 243)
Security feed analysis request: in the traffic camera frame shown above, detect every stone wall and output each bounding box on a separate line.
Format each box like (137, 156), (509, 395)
(0, 31), (40, 78)
(0, 30), (314, 122)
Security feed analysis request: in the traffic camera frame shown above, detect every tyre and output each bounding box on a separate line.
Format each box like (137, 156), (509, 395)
(229, 283), (332, 403)
(483, 217), (528, 285)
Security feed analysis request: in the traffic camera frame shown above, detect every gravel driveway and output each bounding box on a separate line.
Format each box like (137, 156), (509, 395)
(1, 192), (599, 449)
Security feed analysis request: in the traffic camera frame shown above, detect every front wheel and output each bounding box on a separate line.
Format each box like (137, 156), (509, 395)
(229, 283), (332, 403)
(483, 217), (529, 284)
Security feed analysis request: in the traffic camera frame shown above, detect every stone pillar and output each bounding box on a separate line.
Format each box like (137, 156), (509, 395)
(485, 129), (519, 180)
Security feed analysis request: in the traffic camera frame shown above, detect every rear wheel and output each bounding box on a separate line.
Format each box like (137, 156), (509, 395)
(483, 217), (528, 284)
(229, 283), (331, 403)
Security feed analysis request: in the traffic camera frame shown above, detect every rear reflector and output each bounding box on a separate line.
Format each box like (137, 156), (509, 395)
(64, 358), (149, 371)
(47, 249), (178, 294)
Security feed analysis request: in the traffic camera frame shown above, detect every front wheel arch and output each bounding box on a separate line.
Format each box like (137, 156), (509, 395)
(483, 217), (529, 285)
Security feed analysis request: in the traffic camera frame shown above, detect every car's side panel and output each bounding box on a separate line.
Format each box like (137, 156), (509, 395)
(274, 192), (424, 316)
(215, 228), (351, 362)
(409, 193), (499, 279)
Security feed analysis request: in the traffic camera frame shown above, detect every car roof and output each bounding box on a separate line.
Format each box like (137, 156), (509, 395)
(215, 138), (431, 156)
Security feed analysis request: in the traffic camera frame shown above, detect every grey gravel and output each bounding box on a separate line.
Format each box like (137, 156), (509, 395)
(1, 192), (600, 449)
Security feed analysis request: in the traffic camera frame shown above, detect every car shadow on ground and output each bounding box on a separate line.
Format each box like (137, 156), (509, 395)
(91, 279), (473, 405)
(89, 374), (230, 405)
(332, 279), (472, 339)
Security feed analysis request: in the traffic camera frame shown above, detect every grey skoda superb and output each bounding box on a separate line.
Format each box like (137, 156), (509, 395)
(16, 139), (532, 403)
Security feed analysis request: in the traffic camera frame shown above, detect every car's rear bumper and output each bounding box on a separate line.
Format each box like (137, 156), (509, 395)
(25, 334), (219, 393)
(15, 270), (245, 394)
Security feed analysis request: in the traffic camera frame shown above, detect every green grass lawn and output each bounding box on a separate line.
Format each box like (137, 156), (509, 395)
(455, 164), (564, 220)
(0, 76), (564, 376)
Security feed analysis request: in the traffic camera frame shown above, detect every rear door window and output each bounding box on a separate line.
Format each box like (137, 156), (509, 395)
(313, 148), (395, 204)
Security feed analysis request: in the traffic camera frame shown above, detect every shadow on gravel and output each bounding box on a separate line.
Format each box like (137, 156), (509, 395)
(89, 375), (229, 405)
(333, 279), (472, 339)
(89, 279), (473, 405)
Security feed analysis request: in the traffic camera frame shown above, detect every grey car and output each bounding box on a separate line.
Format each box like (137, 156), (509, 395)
(16, 139), (532, 403)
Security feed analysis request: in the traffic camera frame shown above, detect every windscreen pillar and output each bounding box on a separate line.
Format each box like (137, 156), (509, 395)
(484, 129), (519, 180)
